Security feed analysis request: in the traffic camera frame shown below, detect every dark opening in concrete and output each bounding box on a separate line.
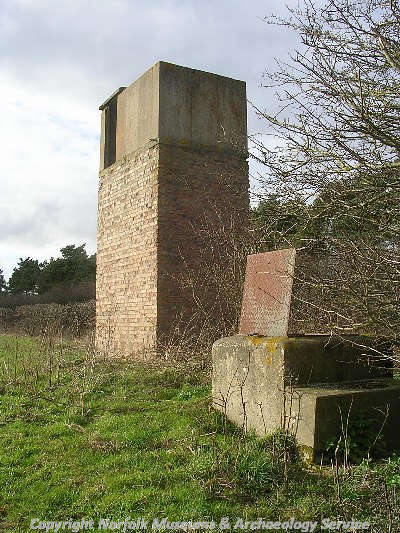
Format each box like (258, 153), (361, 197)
(99, 87), (126, 169)
(104, 101), (117, 168)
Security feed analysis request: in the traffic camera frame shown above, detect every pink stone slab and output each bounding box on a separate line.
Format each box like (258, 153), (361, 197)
(239, 248), (296, 336)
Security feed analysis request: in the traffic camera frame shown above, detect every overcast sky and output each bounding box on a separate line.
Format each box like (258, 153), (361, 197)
(0, 0), (304, 280)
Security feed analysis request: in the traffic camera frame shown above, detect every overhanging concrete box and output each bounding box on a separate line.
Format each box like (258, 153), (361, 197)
(212, 334), (400, 461)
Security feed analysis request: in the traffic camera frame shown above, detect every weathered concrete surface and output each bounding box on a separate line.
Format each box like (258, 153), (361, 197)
(96, 62), (249, 356)
(158, 62), (247, 151)
(294, 384), (400, 461)
(212, 334), (399, 461)
(115, 66), (159, 165)
(213, 334), (285, 436)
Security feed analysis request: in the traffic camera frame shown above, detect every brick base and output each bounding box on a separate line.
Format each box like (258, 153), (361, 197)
(96, 140), (248, 357)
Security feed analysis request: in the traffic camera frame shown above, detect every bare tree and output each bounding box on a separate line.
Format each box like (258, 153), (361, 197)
(253, 0), (400, 180)
(251, 0), (400, 351)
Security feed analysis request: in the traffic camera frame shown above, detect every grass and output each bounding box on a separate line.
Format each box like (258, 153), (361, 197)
(0, 334), (400, 532)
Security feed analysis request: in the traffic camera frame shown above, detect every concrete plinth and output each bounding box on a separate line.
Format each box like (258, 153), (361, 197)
(212, 334), (400, 461)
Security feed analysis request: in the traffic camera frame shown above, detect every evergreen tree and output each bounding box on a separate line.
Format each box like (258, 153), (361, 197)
(0, 268), (7, 292)
(8, 258), (41, 295)
(38, 244), (96, 293)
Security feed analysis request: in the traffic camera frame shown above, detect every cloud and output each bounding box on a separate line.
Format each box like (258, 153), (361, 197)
(0, 0), (305, 279)
(0, 77), (98, 277)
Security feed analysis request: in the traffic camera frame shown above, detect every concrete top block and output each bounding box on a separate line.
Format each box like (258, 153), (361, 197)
(99, 61), (247, 169)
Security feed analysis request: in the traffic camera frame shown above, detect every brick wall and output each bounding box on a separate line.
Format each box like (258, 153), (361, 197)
(96, 140), (248, 357)
(157, 142), (249, 344)
(96, 142), (159, 355)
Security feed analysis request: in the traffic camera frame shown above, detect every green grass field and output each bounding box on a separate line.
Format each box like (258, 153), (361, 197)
(0, 334), (399, 532)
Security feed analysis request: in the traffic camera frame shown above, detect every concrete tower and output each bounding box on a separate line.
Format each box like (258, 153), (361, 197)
(96, 61), (248, 356)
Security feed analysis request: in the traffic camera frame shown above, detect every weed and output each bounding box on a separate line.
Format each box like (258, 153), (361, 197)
(325, 410), (388, 464)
